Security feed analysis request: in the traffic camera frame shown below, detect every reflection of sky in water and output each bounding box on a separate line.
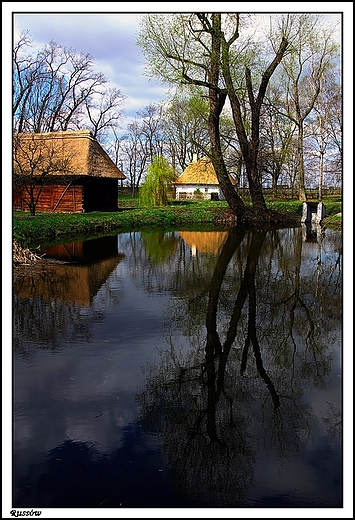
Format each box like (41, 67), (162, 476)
(12, 229), (343, 510)
(14, 259), (171, 457)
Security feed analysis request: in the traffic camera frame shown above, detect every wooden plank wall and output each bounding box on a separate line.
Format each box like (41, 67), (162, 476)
(14, 185), (84, 212)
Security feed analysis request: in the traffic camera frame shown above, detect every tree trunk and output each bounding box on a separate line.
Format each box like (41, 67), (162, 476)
(318, 151), (324, 202)
(297, 124), (307, 201)
(208, 14), (246, 218)
(246, 153), (267, 213)
(221, 29), (288, 216)
(209, 113), (246, 216)
(29, 200), (36, 216)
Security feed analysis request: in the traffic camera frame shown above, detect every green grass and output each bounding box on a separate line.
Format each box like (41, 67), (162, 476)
(322, 213), (342, 231)
(117, 192), (139, 208)
(13, 195), (342, 249)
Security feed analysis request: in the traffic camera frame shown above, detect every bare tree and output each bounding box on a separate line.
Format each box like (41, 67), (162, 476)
(105, 127), (122, 167)
(271, 14), (340, 200)
(218, 13), (289, 212)
(118, 103), (170, 194)
(13, 32), (42, 133)
(136, 103), (166, 160)
(163, 92), (211, 171)
(306, 63), (342, 192)
(13, 33), (124, 140)
(258, 97), (297, 193)
(84, 86), (126, 143)
(120, 119), (150, 194)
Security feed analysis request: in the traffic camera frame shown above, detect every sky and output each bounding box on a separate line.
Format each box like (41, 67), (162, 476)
(12, 11), (167, 119)
(5, 3), (350, 122)
(10, 12), (164, 122)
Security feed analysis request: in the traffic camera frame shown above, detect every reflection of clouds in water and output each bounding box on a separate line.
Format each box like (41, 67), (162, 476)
(64, 407), (133, 451)
(14, 327), (164, 471)
(250, 439), (341, 506)
(13, 252), (170, 473)
(14, 417), (33, 445)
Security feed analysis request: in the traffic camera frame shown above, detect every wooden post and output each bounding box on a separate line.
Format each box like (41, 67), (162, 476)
(51, 181), (73, 212)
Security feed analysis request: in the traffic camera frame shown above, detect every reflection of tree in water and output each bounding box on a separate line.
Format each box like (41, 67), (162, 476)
(139, 350), (255, 505)
(125, 232), (179, 294)
(137, 229), (264, 504)
(255, 227), (340, 393)
(13, 295), (106, 360)
(138, 225), (340, 506)
(140, 231), (178, 265)
(322, 401), (342, 439)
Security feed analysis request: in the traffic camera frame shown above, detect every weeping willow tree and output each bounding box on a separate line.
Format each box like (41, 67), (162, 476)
(139, 155), (177, 206)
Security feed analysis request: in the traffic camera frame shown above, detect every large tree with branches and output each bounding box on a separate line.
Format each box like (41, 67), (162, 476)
(138, 13), (289, 218)
(138, 13), (246, 217)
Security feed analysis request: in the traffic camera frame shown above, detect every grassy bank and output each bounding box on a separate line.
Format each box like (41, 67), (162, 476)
(321, 213), (342, 232)
(13, 196), (342, 249)
(13, 203), (232, 248)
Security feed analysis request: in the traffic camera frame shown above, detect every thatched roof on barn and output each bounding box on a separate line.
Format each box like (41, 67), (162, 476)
(174, 157), (236, 185)
(178, 230), (229, 254)
(14, 256), (124, 306)
(13, 130), (126, 179)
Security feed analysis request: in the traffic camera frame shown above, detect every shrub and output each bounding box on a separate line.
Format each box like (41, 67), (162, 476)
(139, 156), (177, 207)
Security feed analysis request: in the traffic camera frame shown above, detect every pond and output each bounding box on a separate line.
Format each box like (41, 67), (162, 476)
(12, 224), (343, 512)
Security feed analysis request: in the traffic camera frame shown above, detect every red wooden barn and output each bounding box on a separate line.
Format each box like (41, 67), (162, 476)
(13, 130), (126, 213)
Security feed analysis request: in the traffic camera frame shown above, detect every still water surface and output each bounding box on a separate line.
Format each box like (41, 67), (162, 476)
(13, 225), (342, 509)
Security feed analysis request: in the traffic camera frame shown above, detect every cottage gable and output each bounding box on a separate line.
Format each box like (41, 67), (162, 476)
(174, 157), (235, 201)
(175, 157), (220, 186)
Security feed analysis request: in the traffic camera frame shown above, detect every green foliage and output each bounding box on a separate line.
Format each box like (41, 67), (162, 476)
(139, 155), (177, 207)
(323, 199), (342, 216)
(266, 200), (303, 214)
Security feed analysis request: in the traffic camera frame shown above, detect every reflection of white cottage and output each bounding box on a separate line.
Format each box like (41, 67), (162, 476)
(174, 156), (235, 201)
(178, 230), (229, 256)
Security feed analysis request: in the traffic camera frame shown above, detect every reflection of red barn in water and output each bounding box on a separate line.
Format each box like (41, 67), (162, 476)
(178, 230), (229, 256)
(14, 236), (124, 306)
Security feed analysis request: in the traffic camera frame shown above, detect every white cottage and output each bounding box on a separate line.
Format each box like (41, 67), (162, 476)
(174, 156), (236, 201)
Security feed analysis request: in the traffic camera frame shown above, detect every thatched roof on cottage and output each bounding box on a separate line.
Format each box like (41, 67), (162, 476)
(13, 130), (126, 179)
(178, 230), (229, 254)
(174, 157), (236, 185)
